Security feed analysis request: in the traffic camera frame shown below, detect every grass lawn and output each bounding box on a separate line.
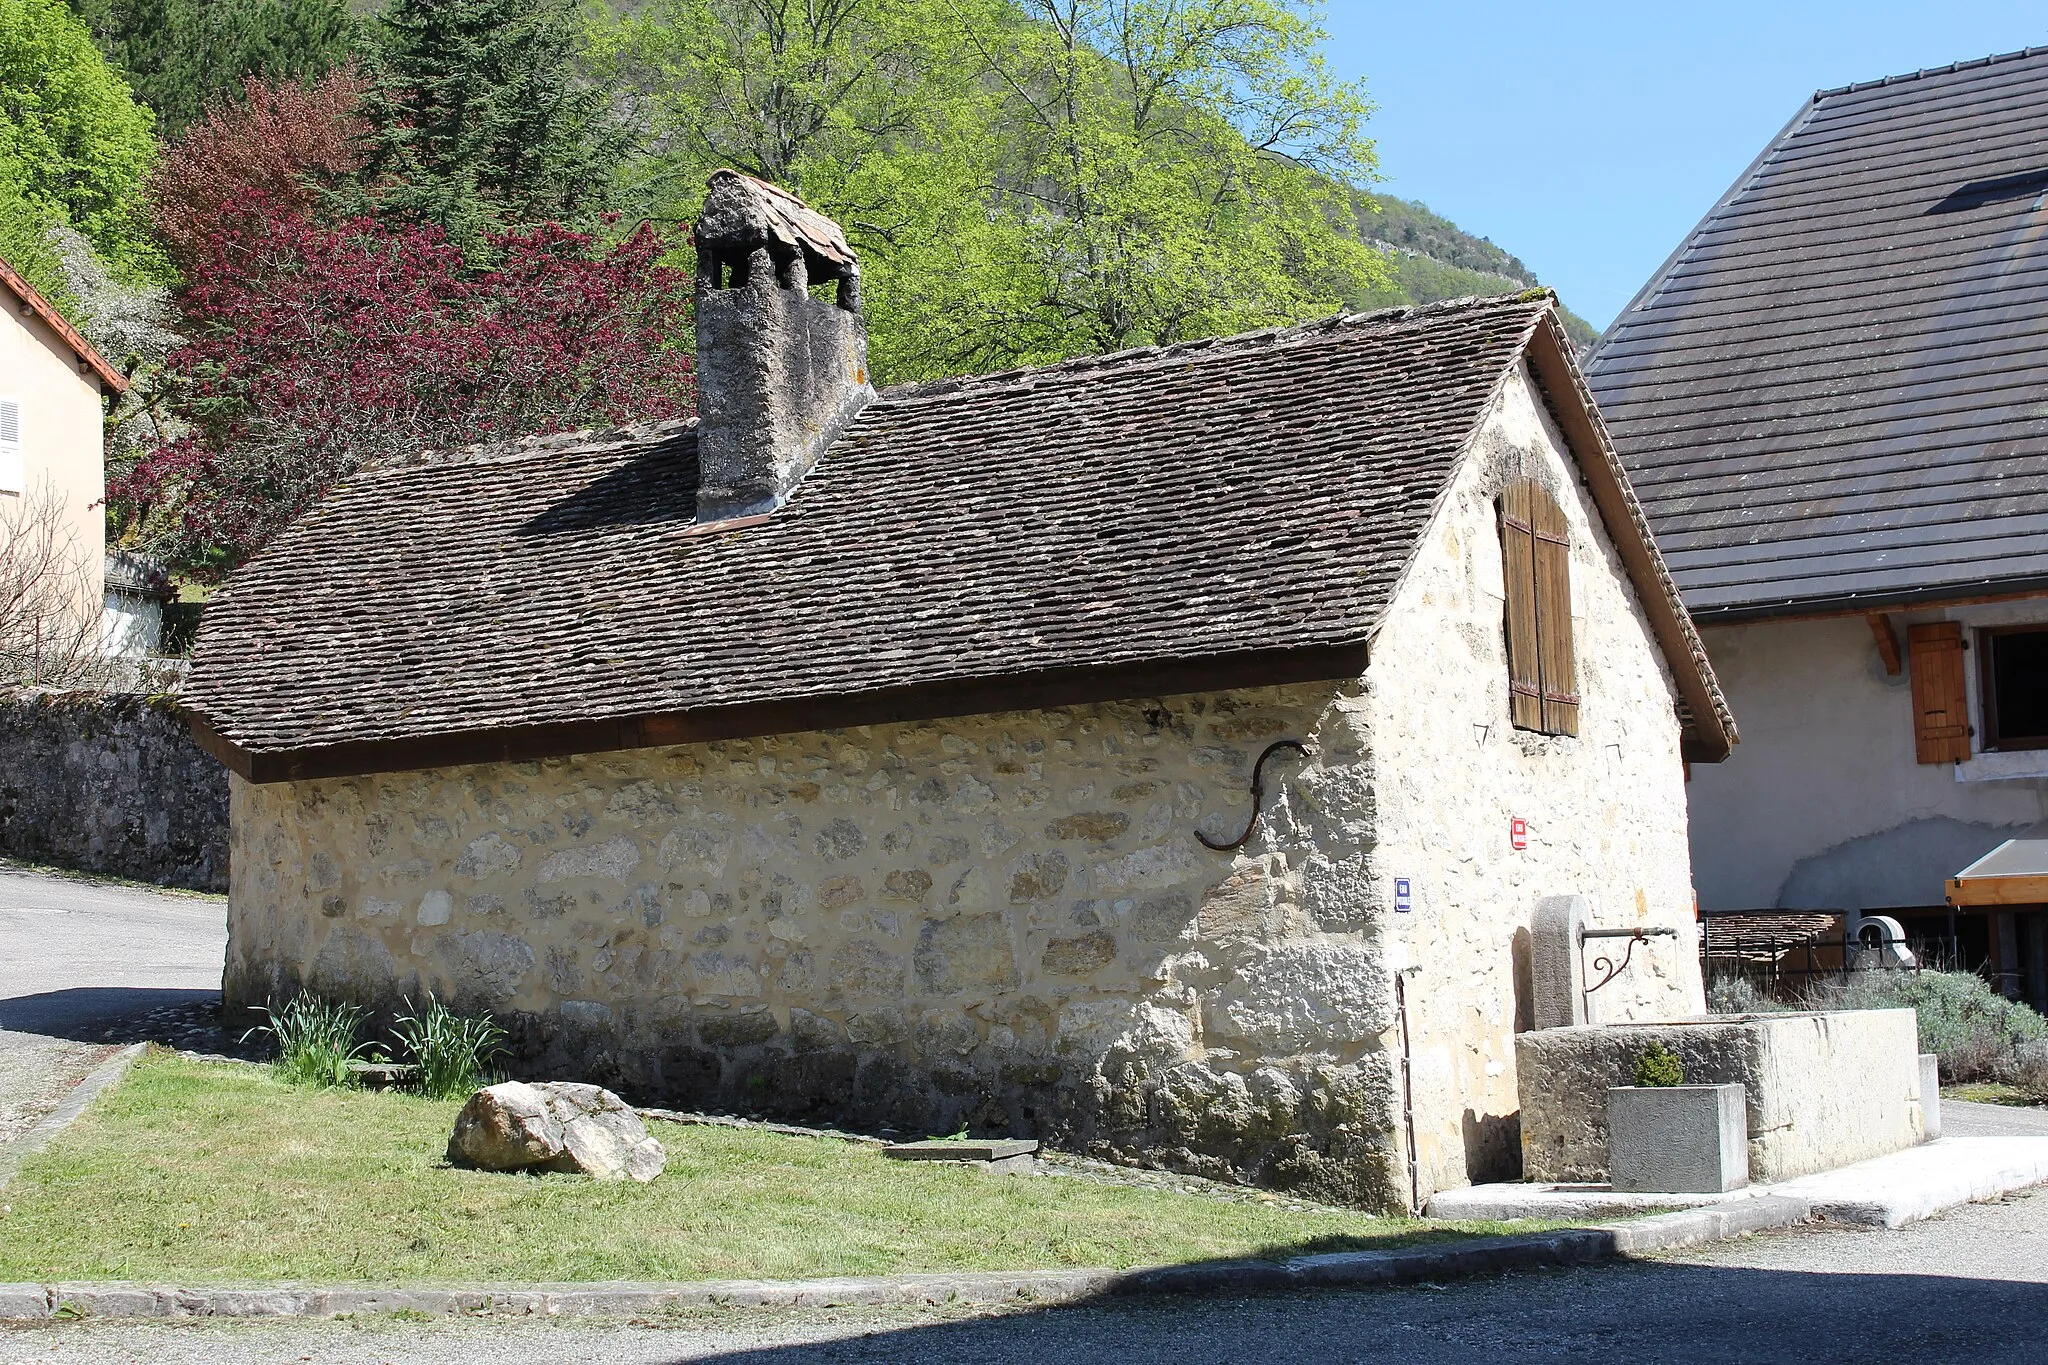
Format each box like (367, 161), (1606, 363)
(1944, 1081), (2044, 1108)
(0, 1054), (1533, 1285)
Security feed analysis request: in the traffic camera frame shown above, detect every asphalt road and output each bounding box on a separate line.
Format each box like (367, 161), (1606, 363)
(6, 1187), (2045, 1364)
(0, 865), (224, 1039)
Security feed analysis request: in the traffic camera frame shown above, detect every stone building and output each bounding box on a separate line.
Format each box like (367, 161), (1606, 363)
(185, 172), (1734, 1209)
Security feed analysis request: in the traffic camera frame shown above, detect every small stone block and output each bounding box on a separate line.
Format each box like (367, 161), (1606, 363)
(882, 1139), (1039, 1163)
(346, 1061), (419, 1091)
(1919, 1053), (1941, 1141)
(1606, 1083), (1748, 1194)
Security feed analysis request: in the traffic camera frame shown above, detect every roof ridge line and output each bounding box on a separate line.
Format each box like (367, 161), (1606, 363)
(361, 415), (700, 478)
(1814, 44), (2048, 101)
(880, 292), (1551, 402)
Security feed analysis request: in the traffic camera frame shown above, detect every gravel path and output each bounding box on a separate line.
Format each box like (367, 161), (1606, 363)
(0, 1031), (115, 1147)
(0, 866), (221, 1162)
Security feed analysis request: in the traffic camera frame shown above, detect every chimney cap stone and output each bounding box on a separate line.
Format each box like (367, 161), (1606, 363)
(697, 170), (858, 275)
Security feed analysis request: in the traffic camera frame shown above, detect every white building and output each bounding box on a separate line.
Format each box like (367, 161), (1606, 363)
(1, 253), (128, 674)
(1587, 48), (2048, 1004)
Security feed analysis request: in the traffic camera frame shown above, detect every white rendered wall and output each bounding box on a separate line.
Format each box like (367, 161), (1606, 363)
(1, 304), (105, 610)
(1688, 606), (2048, 913)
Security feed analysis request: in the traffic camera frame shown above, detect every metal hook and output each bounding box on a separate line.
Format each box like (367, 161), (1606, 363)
(1197, 739), (1313, 851)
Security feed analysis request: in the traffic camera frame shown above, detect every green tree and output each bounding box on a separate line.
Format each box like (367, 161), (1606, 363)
(0, 172), (76, 310)
(597, 0), (1385, 382)
(0, 0), (155, 271)
(361, 0), (627, 251)
(68, 0), (355, 136)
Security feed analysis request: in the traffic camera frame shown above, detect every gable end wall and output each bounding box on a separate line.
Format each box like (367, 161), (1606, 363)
(1363, 362), (1704, 1198)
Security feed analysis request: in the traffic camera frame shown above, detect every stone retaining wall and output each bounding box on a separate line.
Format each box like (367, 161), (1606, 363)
(0, 691), (228, 890)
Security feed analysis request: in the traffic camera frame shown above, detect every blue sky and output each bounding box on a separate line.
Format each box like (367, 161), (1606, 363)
(1319, 2), (2048, 331)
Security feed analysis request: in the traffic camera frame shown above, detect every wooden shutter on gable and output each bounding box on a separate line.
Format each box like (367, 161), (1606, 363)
(1500, 479), (1579, 736)
(1500, 481), (1544, 731)
(1531, 488), (1580, 736)
(1908, 622), (1971, 764)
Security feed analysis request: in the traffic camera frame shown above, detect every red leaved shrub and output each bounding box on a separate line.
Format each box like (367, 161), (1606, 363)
(114, 201), (695, 579)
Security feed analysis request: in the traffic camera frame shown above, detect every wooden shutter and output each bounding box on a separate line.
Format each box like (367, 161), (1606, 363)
(1908, 622), (1971, 763)
(1500, 481), (1544, 730)
(1532, 487), (1580, 736)
(1500, 479), (1578, 736)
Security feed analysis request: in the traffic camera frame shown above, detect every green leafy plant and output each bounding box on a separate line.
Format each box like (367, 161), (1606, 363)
(391, 994), (507, 1100)
(1706, 974), (1792, 1016)
(1833, 970), (2047, 1082)
(1632, 1041), (1685, 1088)
(244, 992), (372, 1088)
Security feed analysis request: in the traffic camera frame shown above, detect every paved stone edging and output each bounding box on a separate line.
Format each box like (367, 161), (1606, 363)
(0, 1044), (144, 1195)
(0, 1195), (1814, 1322)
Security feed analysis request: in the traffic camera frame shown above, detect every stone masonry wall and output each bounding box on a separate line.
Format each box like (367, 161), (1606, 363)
(227, 683), (1408, 1206)
(0, 690), (229, 890)
(1363, 363), (1705, 1201)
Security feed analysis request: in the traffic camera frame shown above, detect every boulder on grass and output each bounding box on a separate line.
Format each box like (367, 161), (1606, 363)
(447, 1081), (666, 1182)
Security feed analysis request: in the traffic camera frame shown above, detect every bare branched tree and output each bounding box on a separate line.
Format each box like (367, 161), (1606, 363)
(0, 481), (116, 690)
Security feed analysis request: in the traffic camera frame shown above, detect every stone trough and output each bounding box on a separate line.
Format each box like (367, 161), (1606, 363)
(1515, 1009), (1924, 1184)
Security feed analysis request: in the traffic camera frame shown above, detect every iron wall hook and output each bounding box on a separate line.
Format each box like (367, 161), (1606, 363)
(1197, 739), (1313, 851)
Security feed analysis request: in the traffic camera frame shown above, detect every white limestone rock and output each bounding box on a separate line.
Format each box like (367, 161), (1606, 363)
(447, 1080), (667, 1182)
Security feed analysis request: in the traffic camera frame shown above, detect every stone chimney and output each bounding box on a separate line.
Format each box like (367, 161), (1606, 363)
(692, 170), (874, 522)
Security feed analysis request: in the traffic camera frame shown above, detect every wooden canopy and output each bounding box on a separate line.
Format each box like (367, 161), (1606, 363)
(1948, 821), (2048, 906)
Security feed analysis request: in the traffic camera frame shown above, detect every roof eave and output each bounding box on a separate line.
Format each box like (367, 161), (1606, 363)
(0, 255), (127, 395)
(1522, 309), (1738, 762)
(1685, 576), (2048, 627)
(187, 639), (1373, 784)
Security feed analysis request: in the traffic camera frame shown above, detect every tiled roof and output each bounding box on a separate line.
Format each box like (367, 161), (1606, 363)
(0, 254), (126, 394)
(185, 294), (1728, 778)
(1586, 47), (2048, 619)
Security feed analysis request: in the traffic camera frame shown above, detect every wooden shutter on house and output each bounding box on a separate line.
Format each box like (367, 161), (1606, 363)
(1532, 488), (1580, 736)
(1500, 481), (1544, 731)
(1908, 622), (1971, 763)
(1499, 479), (1579, 736)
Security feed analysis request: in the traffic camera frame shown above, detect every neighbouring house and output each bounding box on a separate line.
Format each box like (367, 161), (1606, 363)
(1585, 47), (2048, 1005)
(0, 254), (127, 656)
(184, 172), (1733, 1208)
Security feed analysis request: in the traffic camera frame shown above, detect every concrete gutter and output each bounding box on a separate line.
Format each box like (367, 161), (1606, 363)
(0, 1197), (1814, 1322)
(0, 1044), (144, 1195)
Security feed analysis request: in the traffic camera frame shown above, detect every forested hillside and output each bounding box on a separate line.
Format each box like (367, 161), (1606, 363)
(1350, 194), (1599, 347)
(10, 0), (1599, 585)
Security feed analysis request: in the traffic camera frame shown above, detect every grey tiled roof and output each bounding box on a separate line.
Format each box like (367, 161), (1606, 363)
(185, 294), (1722, 772)
(1586, 47), (2048, 619)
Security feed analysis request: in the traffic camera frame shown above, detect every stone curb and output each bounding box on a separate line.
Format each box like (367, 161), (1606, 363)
(0, 1043), (146, 1195)
(0, 1196), (1817, 1322)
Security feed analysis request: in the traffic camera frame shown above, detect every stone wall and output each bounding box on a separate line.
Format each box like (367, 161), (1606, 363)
(228, 683), (1409, 1206)
(0, 691), (229, 890)
(1362, 363), (1705, 1201)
